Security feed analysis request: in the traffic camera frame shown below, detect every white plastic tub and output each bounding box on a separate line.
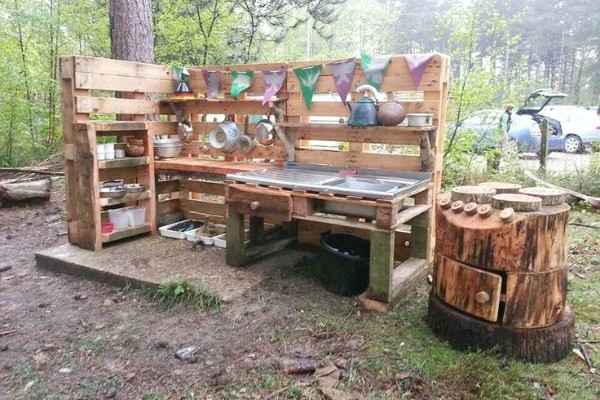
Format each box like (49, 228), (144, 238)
(184, 224), (226, 244)
(159, 219), (204, 240)
(125, 206), (146, 227)
(406, 113), (433, 127)
(108, 208), (129, 230)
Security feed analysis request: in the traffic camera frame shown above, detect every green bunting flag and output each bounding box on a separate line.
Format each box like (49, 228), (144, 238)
(231, 71), (254, 99)
(360, 53), (392, 89)
(293, 65), (322, 109)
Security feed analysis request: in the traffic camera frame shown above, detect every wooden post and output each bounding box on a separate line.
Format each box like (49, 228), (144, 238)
(226, 211), (245, 267)
(539, 118), (548, 175)
(367, 230), (395, 302)
(249, 216), (264, 245)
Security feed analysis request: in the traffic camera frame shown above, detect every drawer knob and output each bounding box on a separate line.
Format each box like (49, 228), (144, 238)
(475, 291), (490, 304)
(250, 201), (260, 210)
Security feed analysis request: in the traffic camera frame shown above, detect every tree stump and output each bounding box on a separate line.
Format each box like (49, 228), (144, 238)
(518, 187), (566, 206)
(429, 185), (573, 362)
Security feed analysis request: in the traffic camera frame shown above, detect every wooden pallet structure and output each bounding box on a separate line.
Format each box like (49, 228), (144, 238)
(60, 53), (450, 309)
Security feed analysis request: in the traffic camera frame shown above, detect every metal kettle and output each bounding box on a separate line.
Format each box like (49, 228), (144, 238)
(347, 84), (380, 127)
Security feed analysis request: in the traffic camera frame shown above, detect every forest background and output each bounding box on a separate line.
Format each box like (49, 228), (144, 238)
(1, 0), (598, 169)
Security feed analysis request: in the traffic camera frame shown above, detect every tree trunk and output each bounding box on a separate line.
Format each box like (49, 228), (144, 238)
(109, 0), (154, 63)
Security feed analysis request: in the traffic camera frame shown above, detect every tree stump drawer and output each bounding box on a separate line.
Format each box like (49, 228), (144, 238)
(434, 255), (502, 322)
(226, 183), (293, 221)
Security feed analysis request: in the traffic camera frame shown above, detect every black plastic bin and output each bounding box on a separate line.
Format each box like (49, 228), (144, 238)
(319, 232), (370, 296)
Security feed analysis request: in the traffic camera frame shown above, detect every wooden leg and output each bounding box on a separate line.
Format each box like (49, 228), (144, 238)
(226, 211), (245, 267)
(410, 209), (432, 263)
(367, 230), (395, 303)
(249, 216), (264, 245)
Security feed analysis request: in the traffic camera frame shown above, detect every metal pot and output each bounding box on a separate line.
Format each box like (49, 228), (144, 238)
(347, 85), (380, 127)
(406, 113), (433, 127)
(208, 121), (241, 153)
(254, 119), (276, 146)
(153, 138), (182, 159)
(378, 101), (406, 126)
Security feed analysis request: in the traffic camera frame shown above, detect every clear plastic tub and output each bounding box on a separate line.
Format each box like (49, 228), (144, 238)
(125, 206), (146, 227)
(108, 209), (129, 230)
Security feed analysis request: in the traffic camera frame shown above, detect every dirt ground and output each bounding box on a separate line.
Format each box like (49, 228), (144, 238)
(1, 179), (598, 400)
(0, 181), (379, 399)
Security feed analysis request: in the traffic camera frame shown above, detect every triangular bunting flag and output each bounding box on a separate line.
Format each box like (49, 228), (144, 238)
(293, 65), (322, 110)
(360, 53), (392, 89)
(201, 69), (221, 99)
(405, 53), (435, 89)
(326, 57), (356, 104)
(262, 69), (287, 105)
(173, 66), (191, 93)
(231, 71), (254, 100)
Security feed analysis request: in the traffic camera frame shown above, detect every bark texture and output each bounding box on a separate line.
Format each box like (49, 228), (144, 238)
(109, 0), (154, 63)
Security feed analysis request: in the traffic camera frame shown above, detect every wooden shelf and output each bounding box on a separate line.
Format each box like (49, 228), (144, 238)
(91, 121), (148, 132)
(160, 97), (284, 104)
(98, 156), (148, 169)
(276, 122), (438, 132)
(101, 223), (152, 243)
(99, 190), (151, 207)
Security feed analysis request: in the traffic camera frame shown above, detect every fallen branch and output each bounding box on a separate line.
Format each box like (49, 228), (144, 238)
(524, 170), (600, 209)
(0, 167), (64, 176)
(569, 222), (599, 229)
(0, 330), (16, 337)
(580, 343), (595, 373)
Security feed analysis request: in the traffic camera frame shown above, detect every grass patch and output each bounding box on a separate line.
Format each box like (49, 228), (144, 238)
(141, 280), (222, 310)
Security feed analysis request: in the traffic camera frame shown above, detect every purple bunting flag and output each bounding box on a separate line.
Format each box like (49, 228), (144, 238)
(262, 69), (287, 105)
(201, 69), (221, 99)
(326, 57), (356, 104)
(405, 54), (435, 89)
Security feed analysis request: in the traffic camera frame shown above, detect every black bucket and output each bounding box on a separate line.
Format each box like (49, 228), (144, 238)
(319, 232), (370, 296)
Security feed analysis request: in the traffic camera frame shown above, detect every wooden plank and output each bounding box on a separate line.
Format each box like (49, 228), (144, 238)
(182, 179), (225, 196)
(98, 166), (141, 182)
(226, 212), (245, 267)
(181, 141), (286, 160)
(97, 156), (149, 169)
(243, 237), (297, 264)
(75, 56), (173, 79)
(434, 255), (502, 322)
(390, 204), (431, 229)
(503, 268), (567, 328)
(367, 230), (395, 303)
(295, 149), (422, 171)
(226, 184), (293, 221)
(76, 96), (161, 115)
(182, 199), (225, 216)
(286, 100), (440, 118)
(278, 122), (437, 132)
(72, 123), (101, 250)
(101, 223), (152, 243)
(157, 198), (180, 214)
(294, 214), (384, 232)
(156, 179), (180, 194)
(98, 190), (151, 206)
(90, 121), (148, 132)
(186, 211), (226, 225)
(160, 98), (273, 116)
(392, 257), (429, 300)
(154, 159), (275, 175)
(74, 72), (174, 93)
(295, 129), (421, 145)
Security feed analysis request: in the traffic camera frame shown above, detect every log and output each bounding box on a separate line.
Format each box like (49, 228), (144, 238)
(491, 193), (542, 212)
(524, 170), (600, 209)
(451, 186), (496, 204)
(478, 181), (522, 194)
(427, 295), (574, 363)
(0, 178), (52, 204)
(518, 187), (566, 206)
(0, 167), (64, 176)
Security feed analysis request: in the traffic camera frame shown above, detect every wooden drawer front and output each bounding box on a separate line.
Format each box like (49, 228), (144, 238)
(503, 268), (567, 328)
(434, 255), (502, 322)
(226, 184), (292, 221)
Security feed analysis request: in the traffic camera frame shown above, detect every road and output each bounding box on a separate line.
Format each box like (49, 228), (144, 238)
(519, 152), (592, 173)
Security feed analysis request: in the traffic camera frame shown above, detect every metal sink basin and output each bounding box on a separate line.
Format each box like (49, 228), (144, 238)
(226, 162), (431, 200)
(323, 178), (398, 193)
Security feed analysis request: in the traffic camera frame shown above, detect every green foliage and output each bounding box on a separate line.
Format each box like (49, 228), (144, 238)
(142, 280), (222, 310)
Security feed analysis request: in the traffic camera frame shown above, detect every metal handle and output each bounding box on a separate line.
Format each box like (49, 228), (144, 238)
(250, 201), (260, 210)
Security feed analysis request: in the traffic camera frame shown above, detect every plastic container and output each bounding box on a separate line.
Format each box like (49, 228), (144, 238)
(319, 232), (370, 296)
(159, 219), (204, 239)
(97, 144), (106, 160)
(101, 222), (114, 234)
(125, 206), (146, 227)
(105, 151), (115, 160)
(184, 224), (226, 244)
(108, 209), (129, 230)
